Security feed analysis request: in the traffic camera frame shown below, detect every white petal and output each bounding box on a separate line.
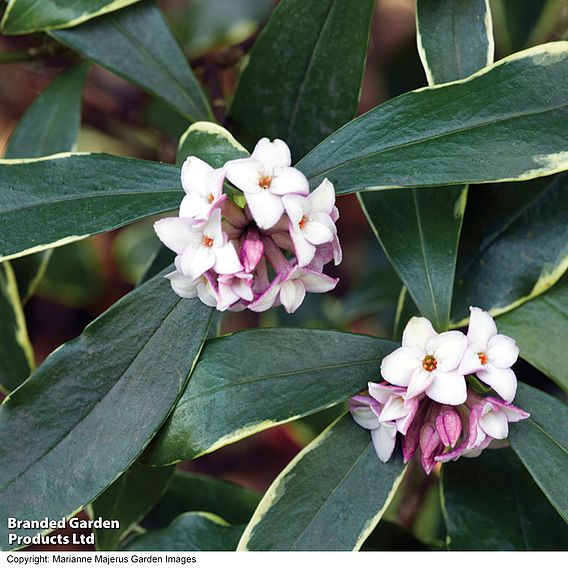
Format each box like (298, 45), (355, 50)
(477, 364), (517, 403)
(425, 371), (467, 405)
(368, 382), (405, 404)
(282, 193), (309, 225)
(180, 245), (215, 280)
(179, 193), (210, 220)
(251, 137), (291, 170)
(165, 270), (198, 299)
(217, 281), (240, 311)
(202, 208), (224, 243)
(332, 235), (343, 265)
(427, 330), (467, 372)
(379, 396), (407, 423)
(380, 346), (422, 387)
(402, 317), (437, 350)
(406, 367), (435, 399)
(458, 345), (485, 375)
(213, 242), (243, 275)
(371, 423), (397, 463)
(350, 398), (381, 430)
(225, 157), (264, 194)
(246, 190), (285, 230)
(467, 307), (497, 351)
(290, 225), (316, 267)
(248, 276), (283, 312)
(479, 406), (509, 439)
(487, 334), (519, 369)
(181, 156), (213, 194)
(298, 269), (338, 293)
(270, 166), (309, 196)
(154, 217), (199, 255)
(309, 178), (335, 214)
(233, 277), (254, 302)
(280, 279), (306, 314)
(303, 215), (335, 246)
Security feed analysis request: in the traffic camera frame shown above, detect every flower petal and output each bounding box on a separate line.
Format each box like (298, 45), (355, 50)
(380, 346), (422, 387)
(154, 217), (199, 255)
(402, 317), (437, 350)
(213, 242), (243, 275)
(180, 245), (215, 280)
(371, 423), (397, 463)
(248, 274), (284, 312)
(427, 330), (467, 372)
(303, 214), (335, 246)
(487, 334), (519, 368)
(283, 193), (308, 225)
(298, 269), (338, 293)
(181, 156), (213, 194)
(246, 190), (285, 230)
(476, 364), (517, 403)
(251, 137), (291, 170)
(368, 382), (406, 404)
(309, 178), (335, 214)
(425, 370), (467, 405)
(467, 307), (497, 351)
(165, 270), (198, 299)
(289, 225), (316, 267)
(379, 395), (407, 423)
(280, 279), (306, 314)
(406, 367), (435, 399)
(225, 157), (264, 194)
(458, 345), (485, 375)
(270, 166), (309, 196)
(479, 406), (509, 439)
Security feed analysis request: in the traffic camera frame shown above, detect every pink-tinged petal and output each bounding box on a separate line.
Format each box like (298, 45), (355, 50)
(406, 367), (435, 399)
(196, 277), (218, 308)
(379, 396), (407, 423)
(309, 178), (335, 214)
(487, 334), (519, 369)
(270, 166), (309, 196)
(349, 396), (382, 430)
(270, 231), (294, 252)
(380, 346), (423, 387)
(216, 280), (240, 311)
(180, 245), (215, 280)
(458, 345), (485, 375)
(154, 217), (199, 254)
(280, 279), (306, 314)
(306, 242), (333, 272)
(425, 371), (467, 405)
(232, 276), (254, 302)
(401, 317), (437, 350)
(420, 423), (442, 474)
(479, 405), (509, 439)
(402, 403), (427, 463)
(213, 242), (243, 275)
(371, 423), (397, 463)
(368, 382), (406, 404)
(298, 269), (338, 293)
(331, 205), (340, 223)
(262, 236), (291, 273)
(485, 397), (530, 422)
(426, 330), (467, 372)
(434, 438), (470, 463)
(435, 406), (462, 448)
(165, 270), (198, 299)
(222, 199), (248, 229)
(467, 307), (497, 351)
(396, 397), (419, 436)
(476, 364), (517, 403)
(248, 274), (284, 312)
(181, 156), (213, 194)
(225, 157), (264, 194)
(466, 407), (487, 449)
(246, 190), (285, 230)
(462, 437), (492, 458)
(289, 225), (316, 267)
(239, 228), (264, 273)
(303, 214), (335, 246)
(251, 137), (291, 170)
(332, 235), (343, 266)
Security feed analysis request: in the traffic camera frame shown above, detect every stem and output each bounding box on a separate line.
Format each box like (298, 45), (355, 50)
(0, 42), (66, 64)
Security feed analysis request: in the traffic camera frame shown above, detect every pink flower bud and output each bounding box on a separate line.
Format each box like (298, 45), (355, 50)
(420, 422), (443, 475)
(435, 406), (462, 448)
(239, 228), (264, 273)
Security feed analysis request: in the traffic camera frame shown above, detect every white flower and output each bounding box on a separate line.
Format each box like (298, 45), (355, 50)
(458, 307), (520, 402)
(349, 395), (397, 463)
(165, 261), (218, 307)
(154, 208), (242, 280)
(380, 317), (468, 405)
(224, 138), (309, 230)
(217, 273), (254, 311)
(180, 156), (226, 221)
(368, 382), (418, 435)
(283, 178), (338, 267)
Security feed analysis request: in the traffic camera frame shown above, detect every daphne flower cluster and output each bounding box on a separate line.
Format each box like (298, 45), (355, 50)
(154, 138), (342, 313)
(349, 307), (530, 473)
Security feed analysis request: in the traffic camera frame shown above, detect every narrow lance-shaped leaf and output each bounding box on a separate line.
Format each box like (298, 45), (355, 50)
(496, 273), (568, 392)
(442, 448), (568, 550)
(297, 42), (568, 192)
(238, 414), (407, 551)
(451, 172), (568, 324)
(0, 270), (213, 550)
(51, 1), (213, 122)
(0, 153), (181, 263)
(146, 329), (396, 465)
(359, 0), (493, 330)
(508, 382), (568, 523)
(229, 0), (375, 160)
(1, 0), (142, 34)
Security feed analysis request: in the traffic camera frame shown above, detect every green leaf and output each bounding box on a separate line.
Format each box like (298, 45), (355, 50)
(452, 173), (568, 324)
(0, 271), (213, 550)
(496, 273), (568, 392)
(229, 0), (375, 160)
(92, 463), (175, 551)
(10, 253), (51, 306)
(416, 0), (494, 84)
(362, 521), (428, 551)
(122, 512), (244, 551)
(509, 382), (568, 523)
(297, 43), (568, 192)
(146, 329), (397, 465)
(442, 448), (568, 550)
(360, 0), (493, 330)
(143, 470), (261, 529)
(0, 263), (34, 393)
(1, 0), (142, 34)
(0, 153), (180, 262)
(51, 1), (213, 122)
(238, 414), (407, 551)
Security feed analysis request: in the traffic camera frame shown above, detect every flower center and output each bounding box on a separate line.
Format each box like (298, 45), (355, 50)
(258, 175), (272, 189)
(207, 193), (215, 203)
(202, 236), (214, 248)
(299, 215), (308, 230)
(422, 355), (437, 372)
(478, 352), (488, 365)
